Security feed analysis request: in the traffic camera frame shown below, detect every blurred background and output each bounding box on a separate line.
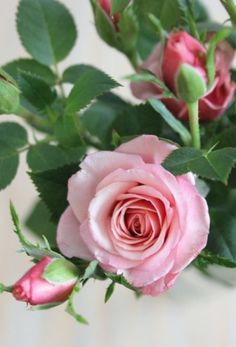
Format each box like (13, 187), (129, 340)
(1, 1), (236, 346)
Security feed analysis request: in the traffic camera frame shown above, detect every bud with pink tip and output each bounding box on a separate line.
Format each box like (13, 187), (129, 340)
(13, 256), (78, 306)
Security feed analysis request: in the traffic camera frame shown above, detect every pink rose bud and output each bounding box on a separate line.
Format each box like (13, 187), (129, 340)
(98, 0), (120, 30)
(131, 31), (235, 121)
(13, 257), (78, 305)
(57, 135), (210, 296)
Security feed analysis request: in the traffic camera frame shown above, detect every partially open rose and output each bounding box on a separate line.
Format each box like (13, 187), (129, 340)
(57, 135), (210, 296)
(131, 31), (235, 121)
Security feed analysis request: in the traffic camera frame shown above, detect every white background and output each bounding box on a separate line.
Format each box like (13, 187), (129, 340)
(0, 1), (236, 346)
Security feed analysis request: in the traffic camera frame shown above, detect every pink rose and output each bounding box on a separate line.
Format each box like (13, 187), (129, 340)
(57, 135), (209, 296)
(13, 257), (77, 305)
(131, 31), (235, 121)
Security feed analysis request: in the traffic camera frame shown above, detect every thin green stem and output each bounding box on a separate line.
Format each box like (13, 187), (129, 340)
(187, 101), (201, 149)
(220, 0), (236, 26)
(54, 64), (66, 99)
(0, 283), (13, 294)
(16, 106), (50, 131)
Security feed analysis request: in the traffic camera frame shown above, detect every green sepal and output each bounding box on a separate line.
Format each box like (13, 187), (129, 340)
(82, 260), (98, 281)
(118, 7), (139, 53)
(206, 28), (231, 87)
(30, 302), (63, 310)
(105, 281), (115, 303)
(105, 273), (140, 294)
(91, 0), (118, 48)
(111, 0), (130, 15)
(10, 202), (62, 259)
(176, 64), (207, 103)
(149, 99), (191, 146)
(43, 259), (79, 284)
(0, 68), (20, 114)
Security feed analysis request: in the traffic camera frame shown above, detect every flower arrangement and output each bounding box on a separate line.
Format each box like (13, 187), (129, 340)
(0, 0), (236, 324)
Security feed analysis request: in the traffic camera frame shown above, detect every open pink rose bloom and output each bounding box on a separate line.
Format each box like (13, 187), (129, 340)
(57, 135), (210, 296)
(131, 31), (235, 121)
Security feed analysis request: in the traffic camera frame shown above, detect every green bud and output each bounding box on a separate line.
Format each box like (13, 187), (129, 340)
(0, 68), (20, 114)
(118, 7), (139, 53)
(91, 0), (118, 48)
(43, 258), (79, 284)
(176, 64), (207, 104)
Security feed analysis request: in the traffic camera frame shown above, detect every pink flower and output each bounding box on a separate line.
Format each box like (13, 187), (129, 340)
(57, 135), (210, 296)
(13, 257), (77, 305)
(131, 31), (235, 121)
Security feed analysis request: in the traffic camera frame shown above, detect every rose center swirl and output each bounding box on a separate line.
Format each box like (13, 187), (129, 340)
(110, 194), (168, 251)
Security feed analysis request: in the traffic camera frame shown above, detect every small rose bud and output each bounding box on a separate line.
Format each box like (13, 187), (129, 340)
(98, 0), (120, 30)
(0, 68), (20, 114)
(13, 257), (78, 306)
(176, 64), (207, 104)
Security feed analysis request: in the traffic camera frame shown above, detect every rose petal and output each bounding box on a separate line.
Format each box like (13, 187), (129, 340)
(57, 207), (93, 260)
(80, 220), (141, 270)
(68, 151), (144, 223)
(172, 177), (210, 272)
(116, 135), (176, 165)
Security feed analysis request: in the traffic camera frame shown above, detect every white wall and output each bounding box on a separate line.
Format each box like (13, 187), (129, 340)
(0, 1), (236, 347)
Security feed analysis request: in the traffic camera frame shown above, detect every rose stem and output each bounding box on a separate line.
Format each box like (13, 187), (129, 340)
(220, 0), (236, 26)
(187, 101), (201, 149)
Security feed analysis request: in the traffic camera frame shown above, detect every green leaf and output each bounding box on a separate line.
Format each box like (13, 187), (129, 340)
(0, 122), (27, 189)
(127, 72), (174, 98)
(54, 114), (83, 147)
(18, 71), (56, 113)
(25, 200), (57, 247)
(163, 147), (236, 184)
(105, 273), (140, 293)
(66, 69), (120, 114)
(111, 0), (130, 14)
(208, 126), (236, 149)
(63, 64), (99, 84)
(2, 59), (56, 86)
(27, 144), (68, 171)
(27, 143), (85, 172)
(149, 99), (191, 146)
(105, 281), (115, 303)
(29, 163), (80, 222)
(194, 250), (236, 270)
(205, 207), (236, 266)
(66, 282), (88, 324)
(10, 202), (61, 259)
(81, 93), (129, 148)
(91, 0), (118, 48)
(43, 258), (79, 284)
(17, 0), (77, 65)
(113, 104), (163, 137)
(206, 28), (231, 87)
